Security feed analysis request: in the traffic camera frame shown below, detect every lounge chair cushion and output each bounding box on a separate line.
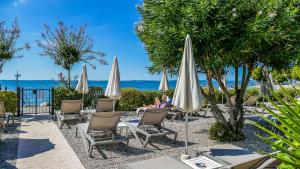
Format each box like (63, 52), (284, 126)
(142, 108), (167, 125)
(96, 99), (114, 112)
(89, 112), (121, 131)
(61, 100), (82, 114)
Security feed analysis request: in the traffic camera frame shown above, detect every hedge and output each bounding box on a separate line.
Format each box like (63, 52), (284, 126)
(116, 88), (143, 111)
(0, 91), (17, 114)
(53, 86), (298, 112)
(53, 86), (104, 110)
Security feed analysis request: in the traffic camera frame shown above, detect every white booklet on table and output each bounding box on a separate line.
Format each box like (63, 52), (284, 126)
(183, 156), (223, 169)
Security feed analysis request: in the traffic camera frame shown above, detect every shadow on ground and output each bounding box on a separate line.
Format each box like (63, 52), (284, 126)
(17, 138), (55, 159)
(0, 123), (20, 169)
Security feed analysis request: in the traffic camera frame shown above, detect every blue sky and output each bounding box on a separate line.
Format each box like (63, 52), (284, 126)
(0, 0), (237, 81)
(0, 0), (158, 80)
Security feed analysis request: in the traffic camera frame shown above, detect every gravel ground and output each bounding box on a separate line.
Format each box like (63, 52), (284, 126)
(0, 122), (20, 169)
(56, 111), (273, 169)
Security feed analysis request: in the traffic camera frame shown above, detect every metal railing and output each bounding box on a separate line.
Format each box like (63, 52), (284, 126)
(17, 88), (54, 116)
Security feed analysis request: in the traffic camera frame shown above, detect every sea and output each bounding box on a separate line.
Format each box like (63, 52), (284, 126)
(0, 80), (258, 91)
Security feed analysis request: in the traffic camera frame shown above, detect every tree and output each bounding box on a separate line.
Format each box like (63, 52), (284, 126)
(0, 19), (30, 72)
(37, 22), (107, 88)
(137, 0), (300, 140)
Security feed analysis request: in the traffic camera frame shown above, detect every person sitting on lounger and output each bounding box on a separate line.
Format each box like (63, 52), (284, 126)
(137, 97), (168, 115)
(155, 96), (168, 108)
(154, 97), (161, 108)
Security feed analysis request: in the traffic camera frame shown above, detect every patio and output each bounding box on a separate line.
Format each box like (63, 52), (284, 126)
(0, 111), (273, 169)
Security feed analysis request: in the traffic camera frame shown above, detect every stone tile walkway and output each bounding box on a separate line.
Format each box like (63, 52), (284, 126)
(16, 114), (85, 169)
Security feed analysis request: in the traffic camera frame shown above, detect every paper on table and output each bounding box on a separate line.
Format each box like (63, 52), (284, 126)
(183, 156), (223, 169)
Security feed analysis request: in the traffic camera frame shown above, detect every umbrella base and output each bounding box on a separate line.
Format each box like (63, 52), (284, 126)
(180, 153), (191, 161)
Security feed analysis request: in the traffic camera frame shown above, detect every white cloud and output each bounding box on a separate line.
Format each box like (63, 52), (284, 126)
(13, 0), (27, 6)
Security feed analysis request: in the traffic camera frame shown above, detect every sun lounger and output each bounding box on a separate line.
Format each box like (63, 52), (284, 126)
(55, 100), (84, 129)
(127, 145), (278, 169)
(76, 112), (128, 157)
(194, 144), (279, 169)
(124, 108), (177, 147)
(96, 98), (114, 112)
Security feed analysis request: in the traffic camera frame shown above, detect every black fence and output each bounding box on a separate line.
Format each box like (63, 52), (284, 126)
(17, 88), (54, 116)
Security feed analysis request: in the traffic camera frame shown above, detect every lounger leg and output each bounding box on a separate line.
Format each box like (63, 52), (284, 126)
(6, 114), (10, 125)
(59, 121), (64, 129)
(78, 127), (90, 155)
(171, 113), (178, 121)
(135, 133), (144, 146)
(126, 138), (129, 146)
(88, 145), (93, 157)
(66, 122), (71, 129)
(127, 125), (143, 146)
(143, 136), (150, 148)
(202, 110), (207, 117)
(173, 133), (178, 143)
(75, 127), (78, 137)
(2, 121), (7, 133)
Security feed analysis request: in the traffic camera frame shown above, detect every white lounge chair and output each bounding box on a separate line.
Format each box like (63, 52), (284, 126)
(127, 145), (279, 169)
(55, 100), (83, 129)
(195, 144), (279, 169)
(125, 108), (177, 147)
(76, 112), (128, 157)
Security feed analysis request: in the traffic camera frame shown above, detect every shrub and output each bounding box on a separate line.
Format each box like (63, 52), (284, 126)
(273, 87), (298, 102)
(202, 87), (222, 104)
(0, 91), (17, 114)
(253, 87), (300, 168)
(209, 122), (245, 141)
(116, 88), (143, 111)
(53, 86), (104, 110)
(165, 89), (175, 99)
(53, 87), (81, 110)
(246, 88), (260, 96)
(291, 65), (300, 81)
(83, 86), (104, 108)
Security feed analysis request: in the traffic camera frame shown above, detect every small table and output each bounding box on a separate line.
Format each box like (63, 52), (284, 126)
(117, 121), (129, 136)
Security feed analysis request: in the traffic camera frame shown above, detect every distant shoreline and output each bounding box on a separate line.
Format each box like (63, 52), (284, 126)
(0, 79), (258, 91)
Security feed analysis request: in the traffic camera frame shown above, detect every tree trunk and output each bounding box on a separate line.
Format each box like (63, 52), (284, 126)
(67, 69), (71, 88)
(204, 65), (254, 140)
(228, 97), (245, 136)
